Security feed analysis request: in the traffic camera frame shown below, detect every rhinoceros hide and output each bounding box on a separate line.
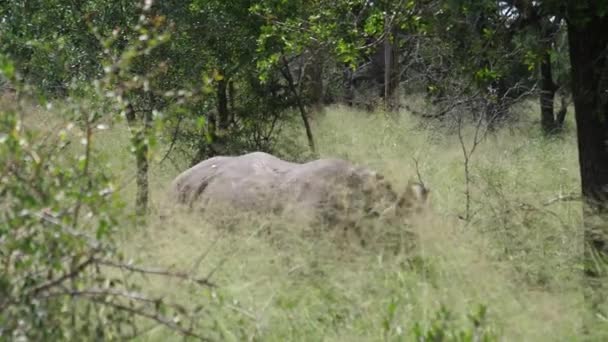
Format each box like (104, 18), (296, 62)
(169, 152), (427, 227)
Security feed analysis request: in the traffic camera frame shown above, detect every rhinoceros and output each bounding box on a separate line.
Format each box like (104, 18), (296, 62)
(169, 152), (429, 228)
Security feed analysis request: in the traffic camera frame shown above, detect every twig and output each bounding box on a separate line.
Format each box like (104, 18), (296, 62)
(88, 298), (210, 341)
(42, 288), (159, 304)
(159, 114), (184, 165)
(41, 287), (199, 318)
(29, 256), (95, 296)
(31, 211), (103, 250)
(411, 156), (426, 188)
(544, 193), (581, 206)
(227, 304), (257, 320)
(96, 259), (215, 287)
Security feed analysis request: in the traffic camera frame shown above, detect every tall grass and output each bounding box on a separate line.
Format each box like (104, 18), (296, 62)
(13, 96), (602, 340)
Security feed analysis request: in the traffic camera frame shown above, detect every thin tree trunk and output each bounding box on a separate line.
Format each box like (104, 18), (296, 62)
(228, 80), (236, 125)
(125, 103), (151, 217)
(383, 17), (400, 112)
(281, 56), (316, 153)
(306, 51), (324, 114)
(216, 78), (229, 131)
(540, 48), (557, 133)
(556, 90), (568, 127)
(134, 132), (149, 217)
(343, 65), (354, 106)
(384, 17), (393, 111)
(390, 32), (400, 109)
(567, 10), (608, 277)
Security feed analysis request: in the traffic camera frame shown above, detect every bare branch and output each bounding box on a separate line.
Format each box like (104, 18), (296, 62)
(96, 259), (215, 288)
(29, 256), (95, 296)
(159, 114), (184, 165)
(88, 298), (210, 341)
(411, 156), (426, 188)
(42, 288), (159, 304)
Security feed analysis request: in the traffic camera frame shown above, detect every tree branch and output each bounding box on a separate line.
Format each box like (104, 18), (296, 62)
(96, 259), (215, 288)
(88, 298), (210, 341)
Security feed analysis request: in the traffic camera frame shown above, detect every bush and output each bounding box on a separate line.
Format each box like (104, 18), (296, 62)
(0, 103), (212, 340)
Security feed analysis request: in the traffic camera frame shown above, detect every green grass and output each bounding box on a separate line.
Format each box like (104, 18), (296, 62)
(11, 96), (605, 340)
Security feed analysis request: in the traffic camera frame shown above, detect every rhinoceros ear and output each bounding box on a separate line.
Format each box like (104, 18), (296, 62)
(410, 181), (430, 202)
(396, 180), (430, 211)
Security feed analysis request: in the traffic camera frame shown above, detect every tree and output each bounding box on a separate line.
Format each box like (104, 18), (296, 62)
(564, 2), (608, 275)
(503, 0), (608, 277)
(253, 0), (427, 113)
(501, 0), (571, 134)
(537, 18), (569, 133)
(0, 0), (140, 96)
(0, 0), (180, 216)
(155, 0), (313, 162)
(98, 5), (181, 217)
(446, 0), (608, 277)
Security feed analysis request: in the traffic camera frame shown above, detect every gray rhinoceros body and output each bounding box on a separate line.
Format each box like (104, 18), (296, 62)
(170, 152), (427, 227)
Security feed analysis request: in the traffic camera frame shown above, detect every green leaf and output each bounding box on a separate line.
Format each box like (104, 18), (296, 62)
(0, 56), (15, 79)
(196, 116), (206, 131)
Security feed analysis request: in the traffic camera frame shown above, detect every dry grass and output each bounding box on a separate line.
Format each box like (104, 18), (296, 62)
(8, 94), (603, 340)
(121, 103), (591, 341)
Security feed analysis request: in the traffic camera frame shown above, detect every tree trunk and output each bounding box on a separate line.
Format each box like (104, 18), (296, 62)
(343, 65), (354, 106)
(540, 48), (557, 133)
(216, 78), (229, 131)
(567, 10), (608, 277)
(281, 56), (316, 153)
(383, 26), (392, 110)
(134, 131), (149, 217)
(383, 18), (399, 111)
(305, 50), (325, 114)
(309, 59), (324, 113)
(556, 90), (568, 127)
(228, 80), (236, 126)
(125, 103), (151, 217)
